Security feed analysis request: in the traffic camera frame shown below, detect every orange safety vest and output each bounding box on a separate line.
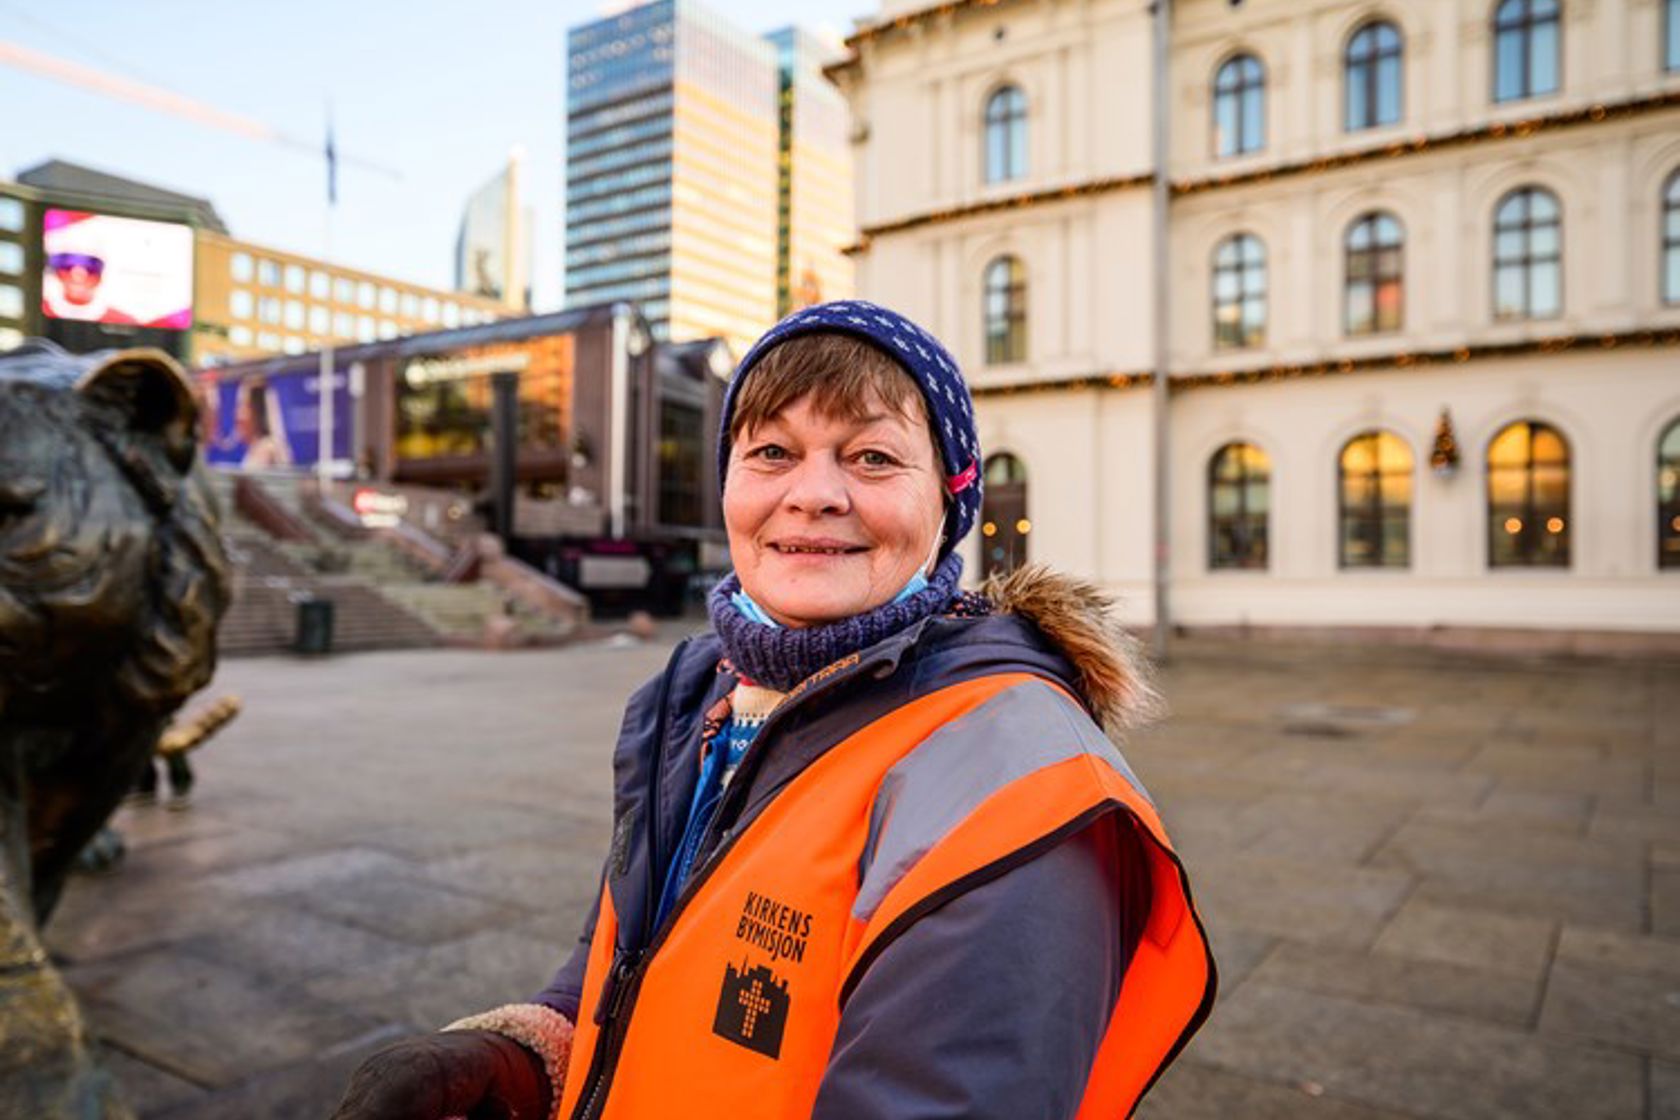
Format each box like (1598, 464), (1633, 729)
(558, 671), (1215, 1120)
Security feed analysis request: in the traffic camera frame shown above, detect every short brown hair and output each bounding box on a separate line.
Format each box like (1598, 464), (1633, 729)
(728, 332), (926, 443)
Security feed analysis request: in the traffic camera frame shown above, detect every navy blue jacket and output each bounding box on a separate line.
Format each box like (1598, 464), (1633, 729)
(535, 593), (1155, 1118)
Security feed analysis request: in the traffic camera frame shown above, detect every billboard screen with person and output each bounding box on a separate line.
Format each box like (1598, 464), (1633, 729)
(203, 368), (351, 469)
(41, 209), (193, 328)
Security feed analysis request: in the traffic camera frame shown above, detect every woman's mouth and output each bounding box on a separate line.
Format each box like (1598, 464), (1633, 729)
(770, 540), (869, 556)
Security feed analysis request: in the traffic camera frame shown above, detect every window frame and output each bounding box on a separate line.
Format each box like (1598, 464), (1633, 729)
(1492, 0), (1561, 103)
(1659, 418), (1680, 569)
(1492, 186), (1563, 321)
(1663, 170), (1680, 306)
(1213, 53), (1266, 158)
(983, 255), (1028, 365)
(1345, 211), (1405, 335)
(1337, 430), (1414, 569)
(1486, 419), (1571, 569)
(1212, 233), (1268, 350)
(1208, 441), (1271, 571)
(983, 84), (1028, 185)
(1345, 20), (1404, 132)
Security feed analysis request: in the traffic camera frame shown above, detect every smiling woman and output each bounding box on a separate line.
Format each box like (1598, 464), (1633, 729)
(332, 302), (1214, 1120)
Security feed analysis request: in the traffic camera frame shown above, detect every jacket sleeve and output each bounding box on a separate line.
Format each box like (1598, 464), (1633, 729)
(811, 814), (1147, 1120)
(530, 861), (606, 1022)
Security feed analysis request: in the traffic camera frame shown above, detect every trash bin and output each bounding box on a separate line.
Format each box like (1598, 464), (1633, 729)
(293, 595), (334, 655)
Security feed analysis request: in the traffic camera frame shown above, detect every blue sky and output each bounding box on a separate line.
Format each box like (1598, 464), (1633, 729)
(0, 0), (871, 309)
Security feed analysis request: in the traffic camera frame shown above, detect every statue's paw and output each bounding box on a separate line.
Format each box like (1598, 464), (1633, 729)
(72, 829), (127, 876)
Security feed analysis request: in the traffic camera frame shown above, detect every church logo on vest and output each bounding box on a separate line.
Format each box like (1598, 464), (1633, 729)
(713, 960), (790, 1059)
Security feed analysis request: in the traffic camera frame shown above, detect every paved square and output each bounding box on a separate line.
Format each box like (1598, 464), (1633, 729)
(43, 633), (1679, 1118)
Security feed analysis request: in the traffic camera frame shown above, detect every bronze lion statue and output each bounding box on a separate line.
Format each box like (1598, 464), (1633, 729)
(0, 339), (230, 1118)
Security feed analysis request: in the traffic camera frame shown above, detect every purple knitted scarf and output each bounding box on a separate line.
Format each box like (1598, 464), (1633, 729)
(706, 552), (966, 691)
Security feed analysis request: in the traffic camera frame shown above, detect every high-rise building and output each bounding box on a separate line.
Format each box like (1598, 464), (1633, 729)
(455, 150), (533, 311)
(564, 0), (849, 357)
(765, 27), (855, 316)
(830, 0), (1680, 643)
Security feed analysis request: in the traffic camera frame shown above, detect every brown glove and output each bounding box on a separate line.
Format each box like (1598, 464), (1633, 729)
(328, 1028), (551, 1120)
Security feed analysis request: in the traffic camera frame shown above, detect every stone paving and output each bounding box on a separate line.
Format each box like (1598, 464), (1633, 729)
(42, 632), (1680, 1119)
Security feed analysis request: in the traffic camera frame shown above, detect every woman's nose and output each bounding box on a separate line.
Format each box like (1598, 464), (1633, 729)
(783, 454), (850, 515)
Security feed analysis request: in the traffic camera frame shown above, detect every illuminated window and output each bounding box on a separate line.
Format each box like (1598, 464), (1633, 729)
(1664, 170), (1680, 305)
(1493, 0), (1560, 102)
(422, 296), (440, 323)
(981, 453), (1029, 579)
(1209, 442), (1270, 570)
(1659, 418), (1680, 569)
(1339, 430), (1413, 568)
(1213, 233), (1267, 349)
(284, 300), (305, 330)
(229, 325), (253, 346)
(230, 252), (253, 282)
(334, 311), (355, 337)
(310, 270), (330, 299)
(379, 286), (398, 314)
(229, 289), (253, 319)
(0, 198), (23, 233)
(357, 281), (375, 309)
(983, 256), (1027, 364)
(257, 258), (280, 287)
(357, 315), (376, 342)
(0, 327), (24, 351)
(1487, 419), (1569, 568)
(1346, 20), (1403, 131)
(284, 264), (305, 293)
(258, 296), (282, 325)
(442, 303), (461, 328)
(379, 319), (398, 340)
(282, 336), (305, 355)
(401, 292), (419, 318)
(1493, 187), (1561, 320)
(335, 277), (355, 304)
(1213, 53), (1265, 158)
(0, 242), (24, 275)
(0, 284), (22, 319)
(984, 85), (1027, 184)
(1346, 212), (1404, 335)
(309, 306), (329, 334)
(1668, 0), (1680, 70)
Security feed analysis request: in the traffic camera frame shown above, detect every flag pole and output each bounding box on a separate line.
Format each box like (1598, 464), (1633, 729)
(317, 102), (336, 491)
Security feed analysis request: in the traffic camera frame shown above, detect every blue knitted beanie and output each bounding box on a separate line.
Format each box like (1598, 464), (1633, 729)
(716, 300), (983, 558)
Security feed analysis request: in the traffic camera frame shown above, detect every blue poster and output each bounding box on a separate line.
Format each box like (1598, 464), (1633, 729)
(204, 368), (351, 469)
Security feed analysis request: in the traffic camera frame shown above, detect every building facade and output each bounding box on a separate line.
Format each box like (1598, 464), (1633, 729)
(195, 231), (509, 367)
(565, 0), (852, 357)
(767, 26), (857, 314)
(831, 0), (1680, 639)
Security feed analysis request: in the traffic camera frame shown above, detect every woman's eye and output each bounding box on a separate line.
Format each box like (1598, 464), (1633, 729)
(857, 450), (897, 468)
(750, 444), (788, 461)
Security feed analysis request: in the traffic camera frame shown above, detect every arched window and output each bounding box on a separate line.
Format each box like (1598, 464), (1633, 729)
(981, 452), (1029, 579)
(983, 255), (1027, 364)
(1668, 0), (1679, 71)
(1346, 211), (1404, 335)
(1493, 187), (1562, 320)
(1487, 420), (1570, 568)
(1663, 170), (1680, 305)
(1659, 418), (1680, 569)
(1346, 20), (1403, 131)
(1339, 430), (1413, 568)
(1493, 0), (1560, 102)
(1209, 442), (1270, 570)
(984, 85), (1028, 184)
(1213, 54), (1266, 158)
(1213, 233), (1267, 349)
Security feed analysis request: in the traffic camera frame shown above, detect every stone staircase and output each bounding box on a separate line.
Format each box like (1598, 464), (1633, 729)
(208, 470), (580, 653)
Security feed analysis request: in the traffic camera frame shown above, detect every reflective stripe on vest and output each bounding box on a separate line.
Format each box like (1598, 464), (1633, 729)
(558, 672), (1215, 1120)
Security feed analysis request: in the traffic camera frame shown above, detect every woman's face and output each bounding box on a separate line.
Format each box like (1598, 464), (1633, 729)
(724, 391), (944, 629)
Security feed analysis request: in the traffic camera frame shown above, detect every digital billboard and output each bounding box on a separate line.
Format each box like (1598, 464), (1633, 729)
(41, 209), (193, 328)
(203, 368), (352, 469)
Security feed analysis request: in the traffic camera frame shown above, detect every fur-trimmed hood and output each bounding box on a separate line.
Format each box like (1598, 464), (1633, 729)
(981, 564), (1163, 735)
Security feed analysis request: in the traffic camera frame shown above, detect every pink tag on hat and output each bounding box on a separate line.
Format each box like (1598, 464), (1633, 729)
(946, 460), (978, 494)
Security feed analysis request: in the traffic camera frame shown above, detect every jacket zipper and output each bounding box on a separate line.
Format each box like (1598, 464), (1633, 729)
(569, 644), (900, 1120)
(571, 637), (687, 1120)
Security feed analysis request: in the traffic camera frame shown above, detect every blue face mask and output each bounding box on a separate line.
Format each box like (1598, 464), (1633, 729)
(731, 566), (932, 630)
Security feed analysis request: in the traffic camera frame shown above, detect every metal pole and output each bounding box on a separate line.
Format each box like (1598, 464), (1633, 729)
(317, 206), (335, 491)
(1150, 0), (1173, 662)
(490, 370), (519, 546)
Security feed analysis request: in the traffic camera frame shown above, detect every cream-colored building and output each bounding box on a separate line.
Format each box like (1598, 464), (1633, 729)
(830, 0), (1680, 640)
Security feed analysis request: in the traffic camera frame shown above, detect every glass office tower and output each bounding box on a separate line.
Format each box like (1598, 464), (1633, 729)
(565, 0), (785, 357)
(765, 26), (854, 317)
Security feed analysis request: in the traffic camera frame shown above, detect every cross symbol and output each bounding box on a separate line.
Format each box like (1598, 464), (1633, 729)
(738, 978), (772, 1038)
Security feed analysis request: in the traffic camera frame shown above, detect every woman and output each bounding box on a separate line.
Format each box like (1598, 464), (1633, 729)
(331, 301), (1215, 1120)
